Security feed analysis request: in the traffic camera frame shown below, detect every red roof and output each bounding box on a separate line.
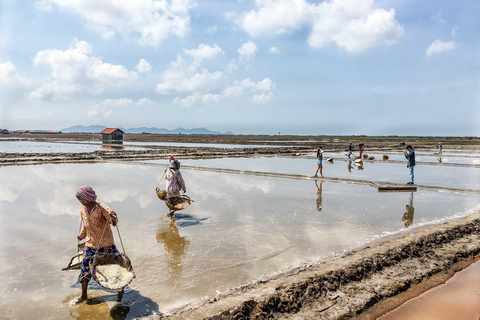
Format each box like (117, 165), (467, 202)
(101, 128), (123, 134)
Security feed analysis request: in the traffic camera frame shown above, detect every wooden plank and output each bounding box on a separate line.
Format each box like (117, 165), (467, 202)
(378, 186), (417, 192)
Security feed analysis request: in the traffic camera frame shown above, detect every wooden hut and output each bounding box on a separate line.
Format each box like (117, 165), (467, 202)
(101, 128), (124, 142)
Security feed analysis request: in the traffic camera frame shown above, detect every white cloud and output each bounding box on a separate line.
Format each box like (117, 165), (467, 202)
(38, 0), (196, 47)
(27, 39), (137, 100)
(206, 25), (218, 35)
(136, 98), (153, 105)
(135, 59), (152, 73)
(183, 44), (225, 61)
(173, 93), (220, 107)
(238, 41), (258, 58)
(430, 10), (446, 24)
(237, 0), (403, 53)
(240, 0), (314, 37)
(252, 92), (274, 104)
(226, 61), (239, 73)
(102, 98), (133, 106)
(87, 104), (113, 118)
(426, 39), (458, 57)
(155, 55), (222, 95)
(308, 0), (404, 53)
(268, 46), (281, 54)
(0, 61), (30, 87)
(223, 78), (275, 97)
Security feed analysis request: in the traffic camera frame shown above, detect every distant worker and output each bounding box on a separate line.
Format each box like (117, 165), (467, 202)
(438, 142), (443, 155)
(315, 180), (323, 211)
(347, 142), (353, 158)
(165, 156), (187, 217)
(76, 186), (119, 303)
(401, 192), (415, 228)
(358, 143), (364, 158)
(404, 145), (416, 185)
(314, 146), (324, 177)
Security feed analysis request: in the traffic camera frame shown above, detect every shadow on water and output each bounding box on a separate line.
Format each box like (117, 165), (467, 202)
(173, 212), (208, 227)
(64, 288), (161, 320)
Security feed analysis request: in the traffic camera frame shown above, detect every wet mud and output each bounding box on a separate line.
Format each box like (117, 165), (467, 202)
(146, 210), (480, 320)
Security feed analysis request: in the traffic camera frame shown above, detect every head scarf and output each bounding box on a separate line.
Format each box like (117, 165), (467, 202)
(76, 186), (97, 202)
(169, 156), (180, 170)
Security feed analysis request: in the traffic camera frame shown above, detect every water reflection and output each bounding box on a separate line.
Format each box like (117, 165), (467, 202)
(64, 289), (159, 320)
(102, 142), (124, 151)
(401, 192), (415, 228)
(315, 181), (323, 211)
(354, 160), (364, 170)
(347, 160), (353, 173)
(156, 217), (190, 285)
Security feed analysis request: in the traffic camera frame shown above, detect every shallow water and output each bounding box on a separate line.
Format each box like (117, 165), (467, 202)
(145, 157), (480, 190)
(59, 140), (297, 149)
(310, 152), (480, 165)
(0, 141), (147, 153)
(0, 163), (478, 319)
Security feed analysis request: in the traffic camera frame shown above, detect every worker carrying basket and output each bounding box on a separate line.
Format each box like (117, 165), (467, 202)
(156, 156), (193, 217)
(63, 186), (135, 303)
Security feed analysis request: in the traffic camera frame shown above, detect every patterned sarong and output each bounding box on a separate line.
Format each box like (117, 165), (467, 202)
(78, 244), (119, 283)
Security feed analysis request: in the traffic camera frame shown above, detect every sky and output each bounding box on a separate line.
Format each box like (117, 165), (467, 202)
(0, 0), (479, 135)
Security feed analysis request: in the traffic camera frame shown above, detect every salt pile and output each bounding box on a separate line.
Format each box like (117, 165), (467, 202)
(95, 264), (134, 290)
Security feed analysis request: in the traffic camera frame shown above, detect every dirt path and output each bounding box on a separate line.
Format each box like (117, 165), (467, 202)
(139, 211), (480, 320)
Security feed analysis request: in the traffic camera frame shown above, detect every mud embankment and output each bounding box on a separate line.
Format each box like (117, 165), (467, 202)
(153, 211), (480, 320)
(0, 146), (310, 165)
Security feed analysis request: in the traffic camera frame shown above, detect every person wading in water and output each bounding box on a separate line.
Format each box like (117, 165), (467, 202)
(165, 156), (187, 217)
(76, 186), (119, 303)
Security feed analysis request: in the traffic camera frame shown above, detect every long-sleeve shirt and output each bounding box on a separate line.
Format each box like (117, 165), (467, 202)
(404, 149), (416, 167)
(165, 169), (186, 193)
(78, 202), (118, 249)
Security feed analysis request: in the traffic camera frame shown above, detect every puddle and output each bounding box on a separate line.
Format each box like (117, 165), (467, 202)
(145, 157), (480, 190)
(0, 163), (479, 319)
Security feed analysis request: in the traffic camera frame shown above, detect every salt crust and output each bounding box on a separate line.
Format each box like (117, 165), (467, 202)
(96, 264), (134, 290)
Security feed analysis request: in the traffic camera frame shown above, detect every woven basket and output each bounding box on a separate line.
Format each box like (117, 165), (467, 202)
(156, 187), (167, 200)
(90, 252), (135, 290)
(165, 195), (194, 211)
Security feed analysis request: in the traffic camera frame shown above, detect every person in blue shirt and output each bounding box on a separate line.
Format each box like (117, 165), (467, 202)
(404, 145), (416, 184)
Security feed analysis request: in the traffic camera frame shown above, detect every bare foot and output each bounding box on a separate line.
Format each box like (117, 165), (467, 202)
(76, 295), (87, 304)
(321, 175), (324, 178)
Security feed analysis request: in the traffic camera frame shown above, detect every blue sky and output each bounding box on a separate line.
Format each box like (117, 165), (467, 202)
(0, 0), (478, 135)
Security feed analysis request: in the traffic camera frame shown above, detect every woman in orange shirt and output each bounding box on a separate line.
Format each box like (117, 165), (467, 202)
(76, 186), (119, 302)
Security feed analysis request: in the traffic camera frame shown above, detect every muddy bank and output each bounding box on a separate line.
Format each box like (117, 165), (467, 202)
(143, 211), (480, 320)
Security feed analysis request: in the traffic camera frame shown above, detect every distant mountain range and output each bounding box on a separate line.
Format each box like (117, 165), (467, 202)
(60, 125), (234, 135)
